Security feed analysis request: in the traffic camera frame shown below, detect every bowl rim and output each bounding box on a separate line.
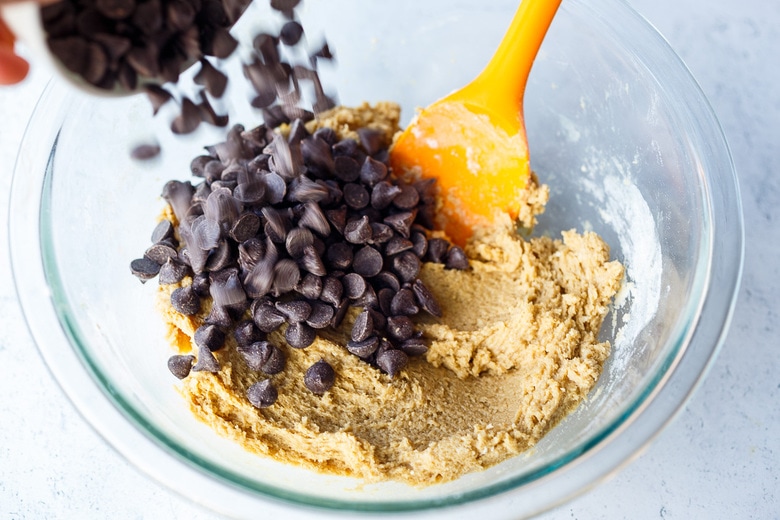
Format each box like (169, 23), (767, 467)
(8, 0), (744, 517)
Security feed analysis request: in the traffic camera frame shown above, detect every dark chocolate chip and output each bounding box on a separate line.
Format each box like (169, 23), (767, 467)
(412, 279), (442, 318)
(392, 251), (421, 283)
(359, 156), (387, 186)
(285, 321), (316, 348)
(296, 273), (322, 300)
(133, 141), (160, 160)
(356, 127), (383, 156)
(343, 183), (369, 210)
(400, 338), (428, 357)
(390, 288), (419, 316)
(383, 211), (415, 238)
(320, 276), (343, 306)
(151, 219), (175, 243)
(368, 222), (393, 245)
(238, 341), (285, 374)
(325, 206), (347, 235)
(352, 245), (383, 277)
(377, 288), (394, 317)
(194, 323), (226, 351)
(285, 227), (314, 258)
(392, 184), (420, 210)
(247, 379), (277, 408)
(351, 309), (374, 342)
(342, 272), (366, 299)
(346, 336), (378, 358)
(253, 301), (286, 332)
(273, 259), (301, 295)
(370, 181), (401, 210)
(331, 297), (349, 328)
(171, 97), (202, 135)
(373, 271), (400, 292)
(209, 27), (238, 58)
(234, 319), (264, 348)
(411, 231), (428, 258)
(194, 58), (228, 98)
(130, 257), (161, 282)
(376, 349), (408, 378)
(333, 155), (360, 182)
(230, 212), (261, 242)
(171, 286), (200, 315)
(427, 238), (450, 263)
(386, 315), (414, 341)
(192, 344), (220, 373)
(145, 242), (178, 265)
(167, 354), (195, 379)
(445, 245), (469, 270)
(191, 272), (211, 297)
(344, 215), (372, 244)
(302, 301), (331, 329)
(204, 304), (233, 329)
(385, 236), (413, 256)
(95, 0), (135, 20)
(158, 258), (189, 284)
(326, 242), (352, 270)
(299, 245), (327, 276)
(275, 299), (312, 322)
(304, 359), (335, 395)
(298, 202), (330, 237)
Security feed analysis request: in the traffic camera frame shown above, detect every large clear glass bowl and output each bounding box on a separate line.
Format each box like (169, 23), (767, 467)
(9, 0), (743, 517)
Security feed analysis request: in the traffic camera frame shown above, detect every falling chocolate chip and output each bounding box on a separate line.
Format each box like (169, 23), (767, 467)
(280, 20), (304, 45)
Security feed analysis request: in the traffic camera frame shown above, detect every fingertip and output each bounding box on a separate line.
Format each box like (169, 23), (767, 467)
(0, 48), (30, 85)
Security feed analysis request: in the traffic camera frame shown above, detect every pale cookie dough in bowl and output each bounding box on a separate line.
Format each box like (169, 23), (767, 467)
(9, 0), (742, 518)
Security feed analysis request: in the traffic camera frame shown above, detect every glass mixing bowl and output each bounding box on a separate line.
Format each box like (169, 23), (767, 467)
(9, 0), (743, 517)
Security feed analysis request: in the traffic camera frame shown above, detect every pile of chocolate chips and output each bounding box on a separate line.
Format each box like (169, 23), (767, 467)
(130, 118), (469, 407)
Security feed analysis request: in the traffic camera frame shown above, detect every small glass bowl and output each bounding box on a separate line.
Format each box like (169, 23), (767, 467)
(9, 0), (743, 517)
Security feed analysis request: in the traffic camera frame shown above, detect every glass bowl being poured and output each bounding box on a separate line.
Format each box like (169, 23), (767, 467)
(9, 0), (742, 518)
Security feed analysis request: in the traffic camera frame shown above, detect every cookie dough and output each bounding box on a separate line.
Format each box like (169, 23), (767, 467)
(156, 104), (623, 486)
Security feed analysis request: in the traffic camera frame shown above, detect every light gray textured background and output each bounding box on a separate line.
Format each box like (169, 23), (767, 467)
(1, 0), (777, 518)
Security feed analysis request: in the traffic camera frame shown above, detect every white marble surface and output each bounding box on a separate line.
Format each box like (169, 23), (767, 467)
(1, 0), (778, 518)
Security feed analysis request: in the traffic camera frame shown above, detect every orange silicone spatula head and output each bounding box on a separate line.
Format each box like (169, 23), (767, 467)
(389, 0), (561, 245)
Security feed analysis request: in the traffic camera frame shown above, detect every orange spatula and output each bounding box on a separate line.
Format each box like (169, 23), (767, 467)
(390, 0), (561, 245)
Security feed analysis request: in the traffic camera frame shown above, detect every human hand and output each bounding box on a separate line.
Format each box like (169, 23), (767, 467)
(0, 16), (29, 84)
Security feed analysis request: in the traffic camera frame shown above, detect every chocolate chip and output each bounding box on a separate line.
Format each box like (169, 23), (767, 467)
(392, 251), (421, 283)
(296, 273), (322, 300)
(427, 238), (450, 263)
(151, 219), (174, 243)
(205, 304), (233, 329)
(130, 257), (160, 282)
(285, 227), (314, 258)
(359, 156), (387, 186)
(194, 323), (226, 351)
(167, 354), (195, 379)
(343, 183), (369, 210)
(352, 245), (383, 277)
(273, 259), (301, 295)
(368, 222), (393, 245)
(383, 211), (415, 238)
(377, 288), (394, 316)
(234, 319), (263, 348)
(194, 58), (228, 98)
(304, 359), (335, 395)
(370, 181), (401, 210)
(385, 236), (413, 256)
(390, 288), (419, 316)
(192, 344), (220, 373)
(400, 338), (428, 357)
(145, 242), (178, 264)
(445, 245), (469, 270)
(171, 97), (201, 135)
(191, 272), (211, 297)
(95, 0), (135, 20)
(285, 321), (316, 348)
(238, 341), (285, 374)
(376, 349), (408, 378)
(342, 272), (366, 299)
(252, 302), (287, 332)
(158, 258), (189, 284)
(351, 309), (374, 342)
(411, 231), (428, 258)
(209, 27), (238, 58)
(229, 212), (261, 242)
(386, 315), (414, 341)
(325, 206), (347, 235)
(373, 271), (400, 292)
(320, 276), (343, 307)
(346, 336), (379, 358)
(326, 242), (352, 270)
(356, 128), (383, 156)
(275, 299), (312, 322)
(331, 297), (349, 328)
(299, 245), (327, 276)
(247, 379), (277, 408)
(334, 155), (360, 182)
(298, 202), (330, 236)
(344, 215), (372, 244)
(306, 301), (334, 329)
(413, 279), (442, 318)
(392, 184), (420, 210)
(171, 286), (200, 315)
